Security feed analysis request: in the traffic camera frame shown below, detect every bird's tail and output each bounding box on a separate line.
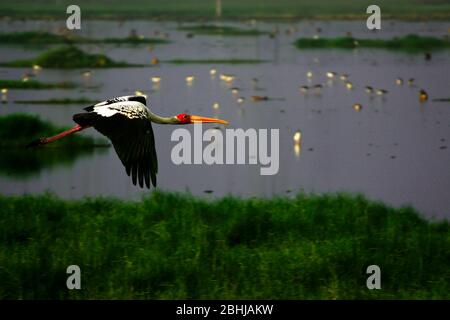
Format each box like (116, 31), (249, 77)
(26, 124), (85, 148)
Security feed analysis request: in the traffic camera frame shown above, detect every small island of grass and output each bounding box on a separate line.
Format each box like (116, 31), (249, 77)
(0, 79), (75, 89)
(0, 113), (109, 148)
(0, 31), (170, 45)
(294, 35), (450, 52)
(1, 46), (139, 69)
(179, 25), (269, 36)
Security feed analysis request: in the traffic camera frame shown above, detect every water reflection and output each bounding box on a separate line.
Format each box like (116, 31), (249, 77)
(0, 147), (108, 179)
(294, 144), (301, 159)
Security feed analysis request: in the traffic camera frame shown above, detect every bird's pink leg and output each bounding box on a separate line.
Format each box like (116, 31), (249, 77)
(26, 124), (88, 148)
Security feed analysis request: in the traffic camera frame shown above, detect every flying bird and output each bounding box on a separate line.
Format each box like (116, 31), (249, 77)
(26, 95), (228, 189)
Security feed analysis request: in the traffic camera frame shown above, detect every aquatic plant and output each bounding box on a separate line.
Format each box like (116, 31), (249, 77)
(1, 46), (137, 68)
(0, 79), (75, 89)
(0, 31), (170, 45)
(294, 35), (450, 52)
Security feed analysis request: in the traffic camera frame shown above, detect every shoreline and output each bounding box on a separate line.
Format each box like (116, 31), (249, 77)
(1, 14), (450, 22)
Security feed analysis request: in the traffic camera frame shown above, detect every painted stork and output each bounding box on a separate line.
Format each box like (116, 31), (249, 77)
(27, 95), (228, 189)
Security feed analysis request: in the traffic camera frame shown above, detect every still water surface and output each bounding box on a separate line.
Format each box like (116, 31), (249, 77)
(0, 19), (449, 219)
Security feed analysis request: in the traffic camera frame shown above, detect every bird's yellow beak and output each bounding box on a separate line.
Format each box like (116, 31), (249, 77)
(190, 115), (229, 125)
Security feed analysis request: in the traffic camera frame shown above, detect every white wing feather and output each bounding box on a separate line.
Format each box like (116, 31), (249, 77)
(93, 101), (149, 119)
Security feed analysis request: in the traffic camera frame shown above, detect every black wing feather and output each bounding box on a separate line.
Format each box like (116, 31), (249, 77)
(88, 112), (158, 189)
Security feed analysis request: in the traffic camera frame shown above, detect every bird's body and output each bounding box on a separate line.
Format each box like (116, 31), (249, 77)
(326, 71), (337, 79)
(353, 103), (362, 111)
(313, 84), (323, 94)
(151, 57), (159, 65)
(27, 95), (228, 189)
(230, 87), (240, 95)
(300, 85), (309, 93)
(419, 89), (428, 102)
(345, 82), (353, 90)
(251, 95), (269, 102)
(186, 76), (195, 84)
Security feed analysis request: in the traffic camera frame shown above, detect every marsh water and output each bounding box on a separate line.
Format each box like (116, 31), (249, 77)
(0, 19), (449, 219)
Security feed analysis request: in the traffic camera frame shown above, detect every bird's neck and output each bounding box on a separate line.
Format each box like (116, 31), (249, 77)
(147, 109), (178, 124)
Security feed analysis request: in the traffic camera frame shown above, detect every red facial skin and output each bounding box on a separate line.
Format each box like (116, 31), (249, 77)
(176, 113), (191, 124)
(176, 113), (229, 125)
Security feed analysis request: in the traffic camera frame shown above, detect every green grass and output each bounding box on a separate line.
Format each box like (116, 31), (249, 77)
(0, 191), (448, 299)
(294, 35), (450, 52)
(0, 31), (169, 45)
(179, 25), (269, 36)
(0, 113), (108, 148)
(165, 59), (266, 64)
(14, 98), (98, 105)
(1, 46), (138, 69)
(0, 79), (75, 89)
(0, 0), (450, 19)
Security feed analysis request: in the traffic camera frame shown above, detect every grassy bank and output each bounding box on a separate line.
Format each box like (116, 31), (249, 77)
(178, 25), (268, 36)
(0, 113), (108, 147)
(1, 46), (138, 68)
(0, 79), (75, 89)
(0, 31), (169, 45)
(0, 0), (450, 20)
(0, 191), (448, 299)
(294, 35), (450, 52)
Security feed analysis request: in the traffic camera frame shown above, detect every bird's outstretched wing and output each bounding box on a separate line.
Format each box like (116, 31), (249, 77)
(95, 113), (158, 188)
(75, 99), (158, 189)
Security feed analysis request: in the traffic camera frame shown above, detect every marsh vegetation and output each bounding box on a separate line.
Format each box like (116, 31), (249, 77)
(0, 191), (448, 299)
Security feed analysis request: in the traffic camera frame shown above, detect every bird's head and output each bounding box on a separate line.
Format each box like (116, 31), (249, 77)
(175, 113), (229, 125)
